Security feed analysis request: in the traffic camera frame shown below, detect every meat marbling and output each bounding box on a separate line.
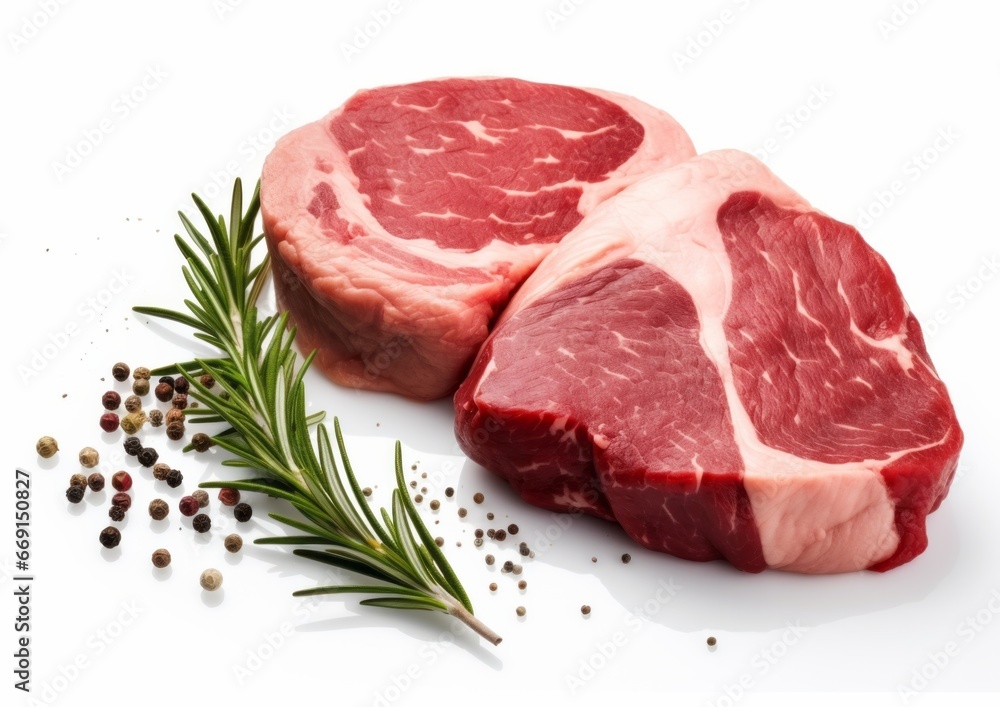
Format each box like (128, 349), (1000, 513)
(261, 77), (695, 400)
(454, 150), (962, 574)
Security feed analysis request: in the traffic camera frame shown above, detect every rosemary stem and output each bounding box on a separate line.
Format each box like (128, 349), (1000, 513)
(450, 604), (503, 646)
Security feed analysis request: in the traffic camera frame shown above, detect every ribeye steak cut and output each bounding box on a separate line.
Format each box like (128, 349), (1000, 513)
(454, 150), (962, 574)
(261, 77), (695, 400)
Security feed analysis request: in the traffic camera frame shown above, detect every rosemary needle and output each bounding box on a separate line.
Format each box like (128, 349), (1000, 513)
(134, 179), (501, 646)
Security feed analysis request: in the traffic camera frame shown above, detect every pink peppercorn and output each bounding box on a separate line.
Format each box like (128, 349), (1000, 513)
(178, 496), (199, 517)
(111, 492), (132, 511)
(102, 391), (121, 410)
(100, 412), (120, 433)
(218, 488), (240, 506)
(111, 471), (132, 492)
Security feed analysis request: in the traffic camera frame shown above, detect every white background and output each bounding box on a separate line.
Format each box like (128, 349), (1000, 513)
(1, 1), (998, 706)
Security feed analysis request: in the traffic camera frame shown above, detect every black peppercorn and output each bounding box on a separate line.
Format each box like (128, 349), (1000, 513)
(154, 381), (173, 402)
(518, 542), (531, 557)
(112, 362), (130, 381)
(486, 512), (494, 521)
(99, 526), (121, 548)
(148, 409), (163, 427)
(148, 498), (169, 520)
(501, 560), (514, 573)
(233, 502), (252, 522)
(515, 606), (526, 617)
(429, 499), (440, 511)
(485, 554), (495, 566)
(109, 504), (126, 522)
(458, 508), (468, 518)
(621, 553), (631, 564)
(474, 529), (484, 538)
(158, 375), (175, 387)
(487, 529), (496, 539)
(494, 529), (507, 542)
(581, 605), (591, 616)
(192, 513), (211, 533)
(166, 421), (185, 441)
(473, 492), (485, 504)
(489, 582), (498, 592)
(137, 447), (159, 468)
(102, 390), (121, 410)
(151, 548), (171, 568)
(123, 437), (142, 456)
(87, 473), (105, 492)
(174, 376), (189, 394)
(66, 485), (85, 503)
(518, 580), (527, 590)
(508, 524), (519, 535)
(172, 393), (188, 410)
(165, 469), (183, 488)
(191, 433), (212, 452)
(100, 412), (120, 432)
(444, 487), (454, 498)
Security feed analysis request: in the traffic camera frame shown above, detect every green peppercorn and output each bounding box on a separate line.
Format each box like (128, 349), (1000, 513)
(87, 473), (105, 492)
(192, 513), (211, 533)
(120, 411), (146, 435)
(165, 469), (183, 488)
(233, 502), (252, 523)
(199, 568), (222, 591)
(112, 362), (130, 381)
(151, 548), (171, 568)
(224, 533), (243, 553)
(99, 526), (121, 549)
(191, 433), (212, 452)
(79, 446), (100, 468)
(36, 435), (58, 458)
(148, 498), (169, 521)
(132, 378), (150, 396)
(66, 485), (85, 503)
(192, 489), (209, 508)
(148, 409), (164, 427)
(132, 366), (151, 380)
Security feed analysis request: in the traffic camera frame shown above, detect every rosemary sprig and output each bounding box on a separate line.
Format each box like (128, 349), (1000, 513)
(134, 178), (501, 646)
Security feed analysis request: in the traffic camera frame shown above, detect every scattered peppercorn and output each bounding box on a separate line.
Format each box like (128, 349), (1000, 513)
(518, 580), (527, 590)
(165, 469), (183, 488)
(152, 463), (171, 481)
(179, 496), (199, 516)
(199, 568), (222, 591)
(154, 381), (174, 402)
(108, 505), (126, 522)
(508, 524), (519, 535)
(123, 437), (142, 456)
(124, 394), (143, 413)
(192, 514), (211, 533)
(486, 512), (494, 521)
(473, 492), (485, 504)
(70, 473), (88, 487)
(224, 534), (243, 553)
(166, 421), (185, 441)
(148, 498), (169, 520)
(233, 503), (252, 523)
(132, 378), (150, 396)
(485, 554), (495, 566)
(218, 488), (240, 506)
(199, 374), (214, 389)
(99, 526), (121, 549)
(458, 508), (468, 518)
(192, 489), (209, 508)
(591, 556), (597, 563)
(164, 407), (184, 425)
(79, 447), (100, 468)
(445, 487), (454, 498)
(112, 471), (133, 492)
(148, 409), (164, 427)
(87, 473), (105, 492)
(429, 499), (440, 511)
(100, 412), (120, 432)
(409, 480), (417, 489)
(473, 538), (484, 547)
(494, 529), (507, 542)
(621, 553), (631, 564)
(487, 529), (496, 539)
(362, 487), (372, 497)
(151, 549), (171, 568)
(112, 492), (132, 511)
(66, 485), (85, 503)
(489, 582), (498, 592)
(581, 605), (591, 616)
(414, 494), (423, 504)
(191, 433), (212, 452)
(512, 564), (523, 575)
(518, 542), (531, 557)
(137, 447), (158, 468)
(435, 537), (444, 547)
(157, 375), (175, 387)
(36, 436), (58, 458)
(102, 390), (121, 410)
(707, 637), (717, 648)
(133, 366), (151, 380)
(474, 529), (484, 538)
(120, 411), (147, 435)
(173, 376), (189, 394)
(502, 560), (514, 573)
(515, 606), (526, 617)
(112, 362), (130, 381)
(172, 393), (188, 410)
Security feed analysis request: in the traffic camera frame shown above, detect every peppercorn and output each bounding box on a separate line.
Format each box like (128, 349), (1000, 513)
(166, 421), (185, 441)
(151, 548), (171, 568)
(152, 463), (171, 481)
(192, 513), (211, 533)
(192, 489), (209, 508)
(70, 473), (88, 487)
(166, 469), (183, 488)
(191, 433), (212, 452)
(147, 409), (163, 427)
(124, 394), (143, 413)
(429, 499), (440, 511)
(198, 374), (214, 389)
(99, 526), (121, 549)
(148, 498), (169, 520)
(502, 561), (514, 573)
(508, 524), (519, 535)
(87, 472), (105, 492)
(165, 408), (185, 425)
(581, 605), (591, 616)
(112, 492), (132, 511)
(512, 564), (523, 575)
(178, 496), (199, 516)
(108, 504), (126, 522)
(158, 375), (175, 387)
(458, 508), (468, 518)
(233, 502), (252, 523)
(473, 538), (483, 547)
(217, 488), (240, 506)
(515, 606), (526, 617)
(474, 529), (484, 538)
(489, 582), (498, 592)
(518, 542), (531, 557)
(78, 447), (100, 468)
(487, 529), (496, 539)
(132, 378), (150, 396)
(100, 412), (120, 432)
(486, 512), (494, 521)
(445, 487), (454, 498)
(154, 382), (173, 402)
(621, 553), (631, 564)
(112, 362), (130, 381)
(435, 536), (444, 547)
(517, 580), (527, 590)
(172, 393), (188, 410)
(137, 447), (158, 468)
(120, 411), (146, 435)
(414, 494), (423, 504)
(494, 529), (507, 542)
(123, 436), (142, 456)
(132, 366), (151, 380)
(485, 554), (495, 566)
(199, 568), (222, 591)
(173, 376), (189, 394)
(224, 534), (243, 553)
(362, 487), (372, 497)
(36, 436), (58, 458)
(112, 471), (133, 492)
(102, 390), (121, 410)
(473, 492), (485, 504)
(65, 485), (85, 503)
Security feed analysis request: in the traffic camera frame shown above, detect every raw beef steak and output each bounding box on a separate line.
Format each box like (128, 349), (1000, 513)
(261, 77), (695, 400)
(454, 150), (962, 574)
